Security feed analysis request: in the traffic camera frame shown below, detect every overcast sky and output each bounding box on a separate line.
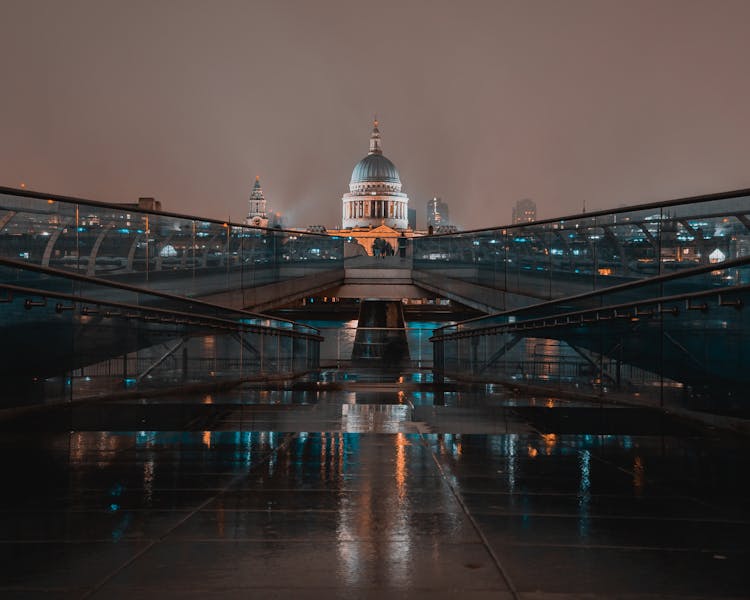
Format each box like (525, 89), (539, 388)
(1, 0), (749, 229)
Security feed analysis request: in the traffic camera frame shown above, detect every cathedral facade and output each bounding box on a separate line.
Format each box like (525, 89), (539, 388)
(341, 120), (409, 230)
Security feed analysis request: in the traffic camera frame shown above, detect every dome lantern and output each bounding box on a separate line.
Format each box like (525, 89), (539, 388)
(369, 118), (383, 155)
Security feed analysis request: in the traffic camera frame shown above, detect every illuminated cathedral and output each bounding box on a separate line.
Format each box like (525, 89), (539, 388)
(342, 119), (410, 230)
(323, 120), (419, 256)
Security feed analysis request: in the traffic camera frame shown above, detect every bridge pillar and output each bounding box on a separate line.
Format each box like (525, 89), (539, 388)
(351, 300), (410, 368)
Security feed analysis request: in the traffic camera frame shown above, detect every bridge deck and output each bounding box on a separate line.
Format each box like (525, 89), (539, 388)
(1, 378), (747, 598)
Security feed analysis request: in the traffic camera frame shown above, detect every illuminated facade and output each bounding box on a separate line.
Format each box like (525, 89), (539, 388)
(246, 176), (269, 227)
(342, 120), (409, 230)
(512, 198), (537, 224)
(426, 197), (449, 228)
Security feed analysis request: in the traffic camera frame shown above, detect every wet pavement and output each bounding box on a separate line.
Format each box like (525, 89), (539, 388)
(1, 375), (749, 598)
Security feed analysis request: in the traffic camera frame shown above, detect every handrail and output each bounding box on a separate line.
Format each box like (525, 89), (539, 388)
(431, 283), (749, 341)
(433, 255), (750, 333)
(0, 256), (315, 332)
(419, 187), (750, 237)
(4, 184), (750, 238)
(0, 281), (323, 341)
(0, 185), (336, 238)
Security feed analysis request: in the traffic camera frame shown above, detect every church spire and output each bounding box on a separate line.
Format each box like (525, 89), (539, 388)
(251, 175), (262, 197)
(368, 117), (383, 155)
(247, 175), (267, 225)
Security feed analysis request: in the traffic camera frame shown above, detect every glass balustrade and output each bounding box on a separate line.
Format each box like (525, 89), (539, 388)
(0, 258), (321, 408)
(432, 258), (750, 416)
(413, 190), (750, 302)
(0, 187), (345, 300)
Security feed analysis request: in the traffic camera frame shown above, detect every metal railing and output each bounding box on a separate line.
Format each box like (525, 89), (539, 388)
(0, 186), (346, 300)
(413, 188), (750, 302)
(0, 259), (322, 408)
(432, 259), (750, 415)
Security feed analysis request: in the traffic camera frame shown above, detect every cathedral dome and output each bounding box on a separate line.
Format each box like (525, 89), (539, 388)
(350, 153), (401, 185)
(342, 119), (409, 231)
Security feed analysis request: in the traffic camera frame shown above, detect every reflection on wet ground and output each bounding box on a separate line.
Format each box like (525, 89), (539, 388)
(1, 372), (748, 599)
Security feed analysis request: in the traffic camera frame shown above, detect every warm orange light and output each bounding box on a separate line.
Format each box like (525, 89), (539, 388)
(320, 432), (327, 481)
(541, 433), (557, 455)
(597, 268), (612, 276)
(546, 398), (555, 408)
(395, 432), (407, 499)
(202, 431), (211, 448)
(528, 446), (538, 458)
(47, 199), (55, 204)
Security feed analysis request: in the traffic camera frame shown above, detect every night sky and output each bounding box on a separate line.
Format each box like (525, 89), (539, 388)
(2, 0), (749, 229)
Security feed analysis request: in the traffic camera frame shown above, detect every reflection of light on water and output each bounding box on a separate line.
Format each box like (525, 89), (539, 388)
(491, 435), (518, 493)
(541, 433), (557, 456)
(320, 432), (328, 481)
(388, 433), (411, 584)
(337, 434), (366, 585)
(527, 445), (538, 458)
(449, 435), (463, 458)
(70, 432), (85, 463)
(268, 432), (276, 475)
(578, 449), (591, 539)
(341, 404), (409, 433)
(245, 431), (253, 465)
(202, 431), (211, 448)
(136, 431), (156, 448)
(633, 456), (645, 496)
(143, 458), (154, 504)
(395, 433), (407, 500)
(338, 433), (344, 477)
(335, 433), (413, 587)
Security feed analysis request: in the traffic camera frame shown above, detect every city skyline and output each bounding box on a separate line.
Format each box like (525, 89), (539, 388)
(1, 0), (749, 230)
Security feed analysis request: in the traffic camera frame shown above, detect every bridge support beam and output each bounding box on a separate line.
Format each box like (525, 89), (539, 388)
(199, 269), (344, 312)
(412, 270), (539, 314)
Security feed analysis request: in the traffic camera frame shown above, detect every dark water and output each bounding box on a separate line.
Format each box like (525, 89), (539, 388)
(1, 375), (748, 598)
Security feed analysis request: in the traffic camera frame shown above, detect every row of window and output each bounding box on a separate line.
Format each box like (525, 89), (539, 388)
(344, 200), (407, 220)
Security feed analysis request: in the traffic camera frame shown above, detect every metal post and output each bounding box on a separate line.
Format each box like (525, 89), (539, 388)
(145, 215), (149, 283)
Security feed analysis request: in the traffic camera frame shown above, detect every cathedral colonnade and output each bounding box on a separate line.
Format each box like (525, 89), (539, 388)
(343, 198), (408, 221)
